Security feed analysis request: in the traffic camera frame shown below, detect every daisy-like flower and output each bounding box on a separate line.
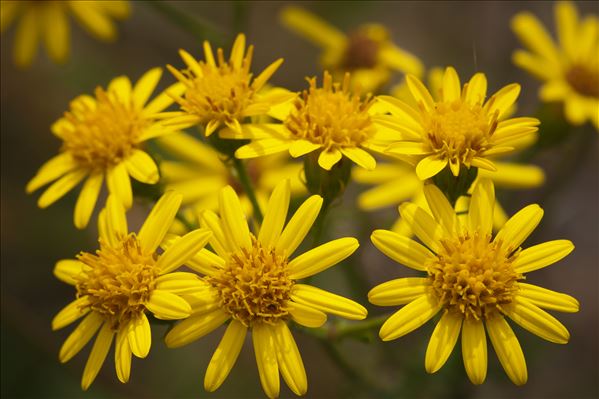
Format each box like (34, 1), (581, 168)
(159, 33), (290, 137)
(280, 6), (423, 92)
(354, 160), (544, 234)
(163, 180), (367, 398)
(1, 0), (129, 67)
(157, 131), (304, 216)
(224, 71), (399, 171)
(26, 68), (184, 229)
(512, 1), (599, 130)
(52, 192), (212, 390)
(380, 66), (540, 180)
(368, 180), (579, 385)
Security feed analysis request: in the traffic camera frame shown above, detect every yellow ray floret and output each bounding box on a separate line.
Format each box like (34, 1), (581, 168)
(158, 33), (292, 136)
(52, 192), (212, 390)
(280, 6), (423, 92)
(224, 71), (402, 171)
(368, 179), (578, 385)
(26, 68), (184, 229)
(1, 0), (130, 67)
(511, 1), (599, 130)
(378, 66), (540, 180)
(163, 180), (366, 398)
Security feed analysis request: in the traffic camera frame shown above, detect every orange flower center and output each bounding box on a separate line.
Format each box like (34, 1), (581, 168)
(566, 64), (599, 98)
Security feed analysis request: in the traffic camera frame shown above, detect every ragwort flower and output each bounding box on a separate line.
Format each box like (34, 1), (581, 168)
(160, 33), (290, 136)
(52, 192), (212, 389)
(0, 0), (129, 67)
(380, 67), (540, 180)
(224, 71), (400, 171)
(281, 5), (423, 92)
(26, 68), (183, 229)
(369, 180), (579, 385)
(164, 180), (367, 398)
(512, 1), (599, 130)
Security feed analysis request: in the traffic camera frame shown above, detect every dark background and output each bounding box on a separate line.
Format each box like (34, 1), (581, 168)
(2, 1), (597, 398)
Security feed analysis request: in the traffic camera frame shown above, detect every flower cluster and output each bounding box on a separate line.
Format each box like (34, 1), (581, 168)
(15, 2), (593, 397)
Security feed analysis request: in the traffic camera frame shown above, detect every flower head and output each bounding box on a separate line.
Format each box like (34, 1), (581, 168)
(160, 34), (289, 136)
(52, 192), (212, 390)
(369, 180), (578, 385)
(512, 1), (599, 130)
(379, 67), (540, 180)
(26, 68), (183, 229)
(224, 71), (399, 171)
(157, 131), (304, 219)
(163, 180), (367, 398)
(1, 0), (129, 67)
(281, 6), (423, 92)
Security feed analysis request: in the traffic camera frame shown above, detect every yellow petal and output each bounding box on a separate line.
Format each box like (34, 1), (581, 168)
(187, 249), (225, 276)
(144, 81), (186, 114)
(103, 194), (128, 247)
(258, 179), (290, 248)
(464, 73), (487, 105)
(468, 179), (495, 236)
(219, 186), (252, 250)
(115, 327), (132, 383)
(423, 184), (457, 234)
(370, 229), (433, 271)
(406, 74), (435, 111)
(235, 139), (290, 159)
(399, 202), (444, 253)
(503, 297), (570, 344)
(512, 239), (574, 273)
(204, 320), (247, 392)
(486, 315), (527, 386)
(280, 6), (346, 49)
(274, 321), (307, 396)
(200, 210), (233, 258)
(317, 149), (342, 170)
(461, 318), (487, 385)
(164, 309), (229, 348)
(494, 204), (543, 251)
(132, 67), (162, 108)
(291, 284), (367, 320)
(416, 155), (448, 180)
(26, 153), (78, 193)
(13, 7), (39, 67)
(368, 277), (430, 306)
(288, 301), (327, 328)
(81, 322), (114, 390)
(252, 58), (284, 91)
(146, 290), (191, 320)
(74, 171), (103, 229)
(37, 169), (87, 209)
(425, 311), (462, 373)
(42, 2), (69, 63)
(479, 162), (545, 189)
(124, 150), (160, 184)
(106, 162), (132, 209)
(555, 1), (578, 60)
(441, 66), (461, 102)
(138, 191), (182, 253)
(53, 259), (86, 286)
(375, 96), (422, 133)
(156, 229), (212, 274)
(127, 314), (151, 358)
(252, 323), (280, 399)
(379, 294), (441, 341)
(69, 1), (117, 42)
(516, 283), (579, 313)
(155, 272), (209, 295)
(511, 12), (559, 62)
(276, 195), (323, 256)
(340, 147), (376, 170)
(107, 75), (132, 103)
(58, 312), (103, 363)
(289, 139), (321, 158)
(52, 296), (91, 330)
(485, 83), (521, 120)
(288, 237), (359, 279)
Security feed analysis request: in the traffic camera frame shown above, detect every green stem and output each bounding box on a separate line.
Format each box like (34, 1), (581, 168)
(318, 339), (379, 393)
(143, 0), (227, 44)
(300, 313), (390, 341)
(232, 157), (264, 223)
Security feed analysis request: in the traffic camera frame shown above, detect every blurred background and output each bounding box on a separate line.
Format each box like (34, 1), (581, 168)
(1, 1), (597, 398)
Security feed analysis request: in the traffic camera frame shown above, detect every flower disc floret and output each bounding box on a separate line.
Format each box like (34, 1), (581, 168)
(76, 233), (158, 330)
(428, 232), (521, 320)
(208, 236), (294, 327)
(565, 64), (599, 98)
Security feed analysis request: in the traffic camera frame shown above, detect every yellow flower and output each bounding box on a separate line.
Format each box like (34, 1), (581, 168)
(163, 180), (367, 398)
(379, 66), (540, 180)
(26, 68), (183, 229)
(52, 192), (212, 390)
(0, 0), (129, 67)
(157, 131), (305, 217)
(512, 1), (599, 130)
(223, 71), (399, 171)
(160, 34), (290, 136)
(280, 6), (423, 92)
(369, 180), (579, 385)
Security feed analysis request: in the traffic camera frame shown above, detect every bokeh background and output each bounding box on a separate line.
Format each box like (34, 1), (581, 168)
(1, 1), (597, 398)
